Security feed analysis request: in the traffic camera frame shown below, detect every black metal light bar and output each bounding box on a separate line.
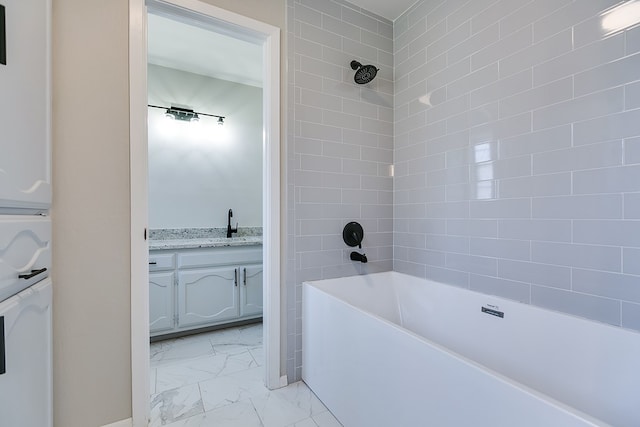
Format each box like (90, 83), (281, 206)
(148, 104), (225, 124)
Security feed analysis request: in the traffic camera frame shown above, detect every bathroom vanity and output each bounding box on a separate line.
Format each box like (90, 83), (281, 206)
(148, 230), (263, 338)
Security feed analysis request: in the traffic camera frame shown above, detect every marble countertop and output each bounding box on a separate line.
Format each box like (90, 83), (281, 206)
(149, 236), (262, 250)
(148, 227), (263, 250)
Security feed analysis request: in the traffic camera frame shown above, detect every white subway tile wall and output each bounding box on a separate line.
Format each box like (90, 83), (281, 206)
(394, 0), (640, 335)
(285, 0), (640, 383)
(287, 0), (394, 381)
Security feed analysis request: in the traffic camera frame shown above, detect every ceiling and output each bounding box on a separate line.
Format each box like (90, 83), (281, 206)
(147, 13), (263, 87)
(147, 1), (417, 88)
(349, 0), (418, 21)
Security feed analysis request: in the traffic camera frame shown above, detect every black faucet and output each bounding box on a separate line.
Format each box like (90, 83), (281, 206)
(227, 209), (238, 238)
(350, 251), (367, 263)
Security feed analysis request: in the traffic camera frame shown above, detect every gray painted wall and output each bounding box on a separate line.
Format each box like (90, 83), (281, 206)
(53, 1), (132, 425)
(148, 64), (263, 229)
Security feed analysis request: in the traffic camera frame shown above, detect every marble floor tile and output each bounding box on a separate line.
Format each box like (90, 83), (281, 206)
(287, 418), (318, 427)
(162, 400), (263, 427)
(150, 383), (204, 427)
(211, 350), (259, 378)
(209, 324), (262, 349)
(155, 355), (221, 393)
(311, 410), (343, 427)
(150, 340), (165, 355)
(151, 337), (215, 368)
(281, 407), (342, 427)
(156, 351), (258, 393)
(199, 366), (270, 412)
(149, 323), (343, 427)
(212, 342), (258, 356)
(205, 326), (243, 345)
(249, 345), (264, 366)
(251, 381), (328, 427)
(235, 323), (263, 344)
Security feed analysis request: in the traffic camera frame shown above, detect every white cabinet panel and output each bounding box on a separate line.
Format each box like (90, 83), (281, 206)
(0, 0), (51, 209)
(0, 216), (51, 302)
(178, 267), (239, 328)
(0, 278), (52, 427)
(241, 264), (263, 317)
(149, 272), (174, 334)
(178, 247), (262, 268)
(149, 253), (175, 271)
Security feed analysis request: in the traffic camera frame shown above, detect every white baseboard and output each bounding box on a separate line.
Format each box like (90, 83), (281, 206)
(102, 418), (133, 427)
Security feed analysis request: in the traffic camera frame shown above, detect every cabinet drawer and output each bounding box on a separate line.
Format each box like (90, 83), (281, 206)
(178, 247), (262, 268)
(148, 253), (175, 271)
(0, 216), (51, 302)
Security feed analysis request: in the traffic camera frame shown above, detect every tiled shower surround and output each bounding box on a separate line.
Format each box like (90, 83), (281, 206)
(287, 0), (640, 381)
(287, 0), (394, 380)
(393, 0), (640, 332)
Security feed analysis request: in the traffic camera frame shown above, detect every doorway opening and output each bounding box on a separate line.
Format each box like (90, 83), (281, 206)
(129, 0), (282, 425)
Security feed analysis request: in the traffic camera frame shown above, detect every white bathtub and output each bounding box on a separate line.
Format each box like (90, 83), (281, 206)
(302, 272), (640, 427)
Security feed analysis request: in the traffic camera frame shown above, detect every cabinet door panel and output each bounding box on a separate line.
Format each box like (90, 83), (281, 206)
(0, 0), (51, 209)
(0, 279), (52, 427)
(240, 264), (263, 317)
(149, 272), (174, 334)
(0, 216), (51, 302)
(178, 267), (239, 328)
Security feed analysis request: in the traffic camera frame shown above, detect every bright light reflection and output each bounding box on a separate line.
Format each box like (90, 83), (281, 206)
(475, 162), (494, 181)
(473, 143), (495, 199)
(602, 1), (640, 34)
(151, 113), (230, 148)
(418, 93), (432, 107)
(474, 143), (493, 163)
(154, 113), (179, 139)
(475, 181), (496, 200)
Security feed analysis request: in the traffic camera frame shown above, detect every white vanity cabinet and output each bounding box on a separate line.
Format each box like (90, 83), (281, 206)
(149, 245), (262, 337)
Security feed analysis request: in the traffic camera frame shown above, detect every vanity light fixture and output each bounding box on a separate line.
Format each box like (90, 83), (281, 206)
(164, 106), (199, 122)
(148, 104), (225, 124)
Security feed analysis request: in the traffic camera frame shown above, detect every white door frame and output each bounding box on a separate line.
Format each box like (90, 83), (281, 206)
(129, 1), (282, 425)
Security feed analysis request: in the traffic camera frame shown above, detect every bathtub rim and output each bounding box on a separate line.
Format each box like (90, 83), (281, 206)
(304, 271), (640, 336)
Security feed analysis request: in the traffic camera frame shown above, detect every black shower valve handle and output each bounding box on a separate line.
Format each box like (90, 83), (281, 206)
(352, 231), (361, 248)
(343, 221), (364, 249)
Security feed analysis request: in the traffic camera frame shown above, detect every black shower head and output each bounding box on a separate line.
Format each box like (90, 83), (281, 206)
(350, 60), (379, 84)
